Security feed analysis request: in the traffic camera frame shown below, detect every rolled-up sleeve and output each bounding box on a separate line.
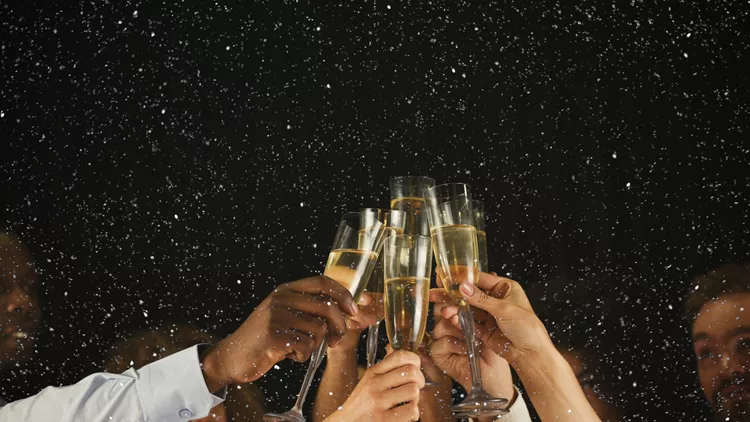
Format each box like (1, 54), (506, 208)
(0, 345), (226, 422)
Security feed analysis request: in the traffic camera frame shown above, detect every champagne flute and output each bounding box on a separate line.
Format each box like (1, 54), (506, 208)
(263, 211), (386, 422)
(472, 200), (488, 272)
(362, 209), (406, 368)
(383, 234), (437, 384)
(389, 176), (435, 236)
(424, 183), (508, 418)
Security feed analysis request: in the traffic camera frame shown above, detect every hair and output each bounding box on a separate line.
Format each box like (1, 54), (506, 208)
(684, 261), (750, 326)
(104, 323), (265, 421)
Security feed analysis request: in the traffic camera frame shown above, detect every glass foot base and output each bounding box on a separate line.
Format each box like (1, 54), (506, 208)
(453, 390), (509, 418)
(263, 411), (306, 422)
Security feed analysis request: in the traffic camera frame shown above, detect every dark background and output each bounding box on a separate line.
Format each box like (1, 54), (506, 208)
(2, 1), (749, 420)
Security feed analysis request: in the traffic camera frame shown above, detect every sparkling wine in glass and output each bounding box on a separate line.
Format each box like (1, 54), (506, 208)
(472, 200), (488, 273)
(263, 211), (386, 422)
(425, 183), (508, 418)
(361, 209), (406, 368)
(383, 234), (435, 385)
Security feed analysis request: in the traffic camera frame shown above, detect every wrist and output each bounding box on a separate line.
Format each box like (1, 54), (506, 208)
(328, 345), (358, 357)
(510, 338), (565, 372)
(512, 343), (569, 390)
(200, 344), (230, 393)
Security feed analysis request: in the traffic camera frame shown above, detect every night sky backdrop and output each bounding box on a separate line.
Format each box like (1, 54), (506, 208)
(2, 1), (749, 420)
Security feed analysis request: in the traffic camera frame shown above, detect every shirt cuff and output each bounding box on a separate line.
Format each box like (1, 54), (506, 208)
(498, 386), (531, 421)
(138, 344), (226, 421)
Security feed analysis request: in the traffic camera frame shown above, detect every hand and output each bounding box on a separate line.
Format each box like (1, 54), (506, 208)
(201, 275), (359, 391)
(325, 350), (424, 422)
(385, 340), (451, 391)
(330, 292), (381, 353)
(431, 272), (553, 368)
(430, 315), (515, 400)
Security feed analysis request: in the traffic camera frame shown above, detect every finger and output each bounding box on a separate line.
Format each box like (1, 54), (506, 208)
(349, 299), (382, 326)
(273, 329), (317, 362)
(372, 350), (421, 375)
(376, 363), (425, 391)
(435, 271), (444, 288)
(268, 291), (348, 345)
(385, 343), (394, 356)
(381, 383), (422, 409)
(429, 337), (467, 357)
(475, 273), (533, 312)
(416, 344), (441, 372)
(384, 401), (420, 422)
(440, 304), (460, 320)
(457, 281), (510, 317)
(475, 272), (513, 299)
(433, 317), (464, 341)
(471, 306), (490, 323)
(279, 275), (358, 316)
(428, 288), (452, 304)
(274, 308), (327, 341)
(358, 292), (374, 306)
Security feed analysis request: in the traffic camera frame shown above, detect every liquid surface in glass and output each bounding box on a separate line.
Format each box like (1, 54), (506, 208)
(324, 249), (379, 301)
(430, 224), (479, 302)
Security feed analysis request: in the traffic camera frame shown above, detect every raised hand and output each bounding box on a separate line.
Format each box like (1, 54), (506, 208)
(201, 275), (358, 391)
(324, 350), (424, 422)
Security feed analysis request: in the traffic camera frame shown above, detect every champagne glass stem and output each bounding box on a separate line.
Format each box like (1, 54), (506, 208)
(366, 324), (379, 368)
(458, 302), (484, 392)
(292, 335), (328, 412)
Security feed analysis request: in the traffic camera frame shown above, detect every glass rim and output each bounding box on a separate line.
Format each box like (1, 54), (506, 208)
(390, 175), (436, 184)
(425, 182), (472, 197)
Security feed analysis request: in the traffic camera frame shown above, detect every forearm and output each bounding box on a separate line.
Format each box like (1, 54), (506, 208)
(312, 349), (360, 422)
(1, 346), (223, 422)
(417, 376), (454, 422)
(513, 347), (600, 422)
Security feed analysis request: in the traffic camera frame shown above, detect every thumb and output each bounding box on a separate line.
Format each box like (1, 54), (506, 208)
(458, 281), (504, 315)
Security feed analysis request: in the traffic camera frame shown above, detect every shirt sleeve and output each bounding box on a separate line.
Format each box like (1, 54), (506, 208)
(497, 386), (532, 422)
(0, 344), (226, 422)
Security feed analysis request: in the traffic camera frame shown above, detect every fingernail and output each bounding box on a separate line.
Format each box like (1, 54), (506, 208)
(460, 282), (474, 296)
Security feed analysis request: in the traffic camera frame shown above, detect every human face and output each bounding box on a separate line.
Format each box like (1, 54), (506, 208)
(692, 292), (750, 420)
(0, 234), (41, 365)
(559, 349), (621, 422)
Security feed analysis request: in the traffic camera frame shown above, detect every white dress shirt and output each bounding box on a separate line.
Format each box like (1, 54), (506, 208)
(0, 345), (226, 422)
(499, 386), (532, 421)
(465, 386), (532, 422)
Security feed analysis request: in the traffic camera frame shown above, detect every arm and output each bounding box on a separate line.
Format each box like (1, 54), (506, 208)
(433, 273), (600, 422)
(512, 344), (596, 422)
(313, 293), (378, 421)
(312, 333), (362, 421)
(0, 345), (224, 422)
(415, 352), (454, 422)
(0, 275), (360, 422)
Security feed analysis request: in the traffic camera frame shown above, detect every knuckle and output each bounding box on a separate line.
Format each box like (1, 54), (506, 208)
(409, 384), (421, 397)
(410, 403), (420, 419)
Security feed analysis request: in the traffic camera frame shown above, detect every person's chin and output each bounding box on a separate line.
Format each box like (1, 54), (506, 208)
(716, 394), (750, 421)
(0, 334), (37, 365)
